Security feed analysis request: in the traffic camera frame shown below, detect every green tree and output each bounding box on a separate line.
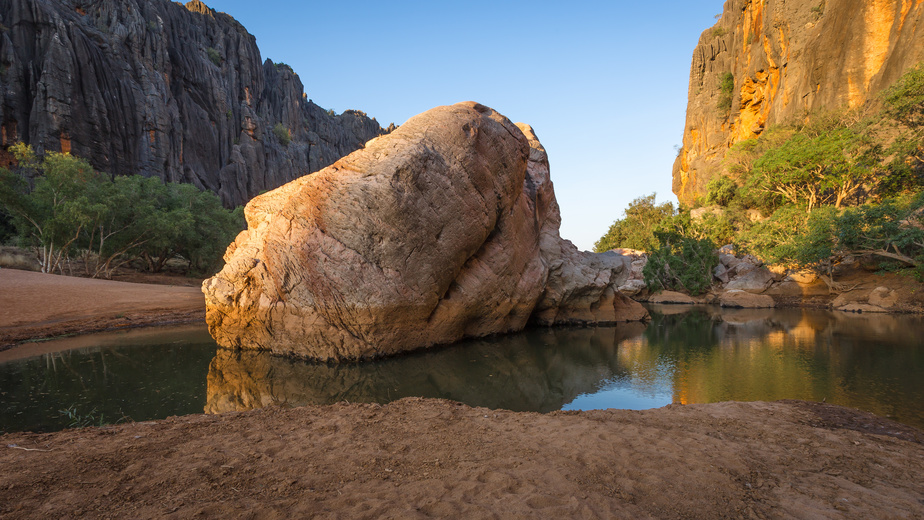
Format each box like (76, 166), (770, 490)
(594, 194), (675, 252)
(0, 143), (243, 278)
(171, 183), (244, 275)
(749, 126), (876, 212)
(0, 146), (104, 273)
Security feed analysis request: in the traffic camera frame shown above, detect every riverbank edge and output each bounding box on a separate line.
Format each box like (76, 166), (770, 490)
(0, 309), (205, 352)
(1, 397), (921, 518)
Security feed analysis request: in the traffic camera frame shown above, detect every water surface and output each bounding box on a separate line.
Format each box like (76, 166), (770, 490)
(2, 306), (923, 433)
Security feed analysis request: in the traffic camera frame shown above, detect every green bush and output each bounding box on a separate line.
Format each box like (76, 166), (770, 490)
(705, 176), (738, 206)
(643, 229), (718, 296)
(717, 72), (735, 113)
(273, 123), (291, 146)
(207, 47), (221, 66)
(883, 63), (924, 128)
(696, 211), (740, 247)
(0, 213), (13, 244)
(712, 27), (727, 38)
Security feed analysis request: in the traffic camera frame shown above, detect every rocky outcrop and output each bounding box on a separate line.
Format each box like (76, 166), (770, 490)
(673, 0), (924, 206)
(648, 291), (696, 305)
(719, 289), (775, 308)
(202, 102), (647, 361)
(0, 0), (383, 207)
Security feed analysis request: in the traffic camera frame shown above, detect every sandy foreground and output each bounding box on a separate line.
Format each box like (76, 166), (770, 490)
(1, 399), (922, 519)
(1, 269), (924, 518)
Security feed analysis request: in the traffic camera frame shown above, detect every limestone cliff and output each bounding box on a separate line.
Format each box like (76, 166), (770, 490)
(673, 0), (924, 206)
(0, 0), (383, 206)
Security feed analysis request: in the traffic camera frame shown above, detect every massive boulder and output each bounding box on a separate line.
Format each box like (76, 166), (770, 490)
(203, 102), (647, 361)
(0, 0), (383, 206)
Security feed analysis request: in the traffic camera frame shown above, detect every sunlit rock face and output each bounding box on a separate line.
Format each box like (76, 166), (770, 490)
(203, 102), (647, 361)
(673, 0), (924, 206)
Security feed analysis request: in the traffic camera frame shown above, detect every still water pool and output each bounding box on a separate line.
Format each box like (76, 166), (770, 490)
(2, 305), (923, 433)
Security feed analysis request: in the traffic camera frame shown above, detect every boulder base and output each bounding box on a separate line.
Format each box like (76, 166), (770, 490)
(648, 291), (696, 305)
(719, 290), (775, 309)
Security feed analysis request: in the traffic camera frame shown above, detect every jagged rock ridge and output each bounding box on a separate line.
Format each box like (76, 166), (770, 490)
(673, 0), (924, 206)
(0, 0), (383, 206)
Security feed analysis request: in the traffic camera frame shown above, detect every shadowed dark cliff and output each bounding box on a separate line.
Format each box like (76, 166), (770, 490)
(0, 0), (384, 206)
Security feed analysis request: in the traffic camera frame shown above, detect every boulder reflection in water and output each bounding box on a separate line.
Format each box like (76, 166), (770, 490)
(205, 323), (648, 414)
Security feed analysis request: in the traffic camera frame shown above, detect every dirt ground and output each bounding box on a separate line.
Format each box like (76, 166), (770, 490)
(0, 268), (205, 348)
(2, 267), (924, 518)
(1, 399), (922, 519)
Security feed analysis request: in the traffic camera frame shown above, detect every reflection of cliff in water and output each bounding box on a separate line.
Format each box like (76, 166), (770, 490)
(642, 305), (924, 427)
(205, 323), (648, 414)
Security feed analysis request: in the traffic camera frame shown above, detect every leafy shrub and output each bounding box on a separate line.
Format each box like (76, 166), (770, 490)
(705, 176), (738, 206)
(736, 205), (808, 266)
(272, 123), (291, 146)
(883, 63), (924, 128)
(696, 211), (740, 247)
(0, 207), (14, 244)
(717, 72), (735, 113)
(643, 229), (718, 296)
(712, 27), (727, 38)
(207, 47), (221, 66)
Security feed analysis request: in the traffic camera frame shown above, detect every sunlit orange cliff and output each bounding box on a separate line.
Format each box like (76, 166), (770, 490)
(673, 0), (924, 206)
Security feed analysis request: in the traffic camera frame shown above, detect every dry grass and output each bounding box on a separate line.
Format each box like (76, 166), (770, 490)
(0, 246), (39, 271)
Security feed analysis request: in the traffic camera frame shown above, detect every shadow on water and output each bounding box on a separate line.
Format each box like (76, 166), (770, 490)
(2, 305), (923, 433)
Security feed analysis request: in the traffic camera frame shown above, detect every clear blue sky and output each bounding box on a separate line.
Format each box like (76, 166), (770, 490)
(208, 0), (724, 251)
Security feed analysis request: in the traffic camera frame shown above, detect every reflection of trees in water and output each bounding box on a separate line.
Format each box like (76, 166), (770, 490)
(205, 323), (648, 414)
(0, 333), (216, 433)
(641, 305), (924, 427)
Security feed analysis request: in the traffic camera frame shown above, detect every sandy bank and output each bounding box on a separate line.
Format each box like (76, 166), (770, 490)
(1, 398), (922, 518)
(0, 269), (205, 350)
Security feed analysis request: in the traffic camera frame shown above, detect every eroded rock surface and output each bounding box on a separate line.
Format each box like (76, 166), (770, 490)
(203, 102), (647, 361)
(720, 290), (775, 309)
(673, 0), (924, 205)
(0, 0), (383, 206)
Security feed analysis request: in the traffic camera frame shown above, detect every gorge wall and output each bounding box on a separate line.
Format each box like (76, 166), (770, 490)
(0, 0), (383, 207)
(673, 0), (924, 206)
